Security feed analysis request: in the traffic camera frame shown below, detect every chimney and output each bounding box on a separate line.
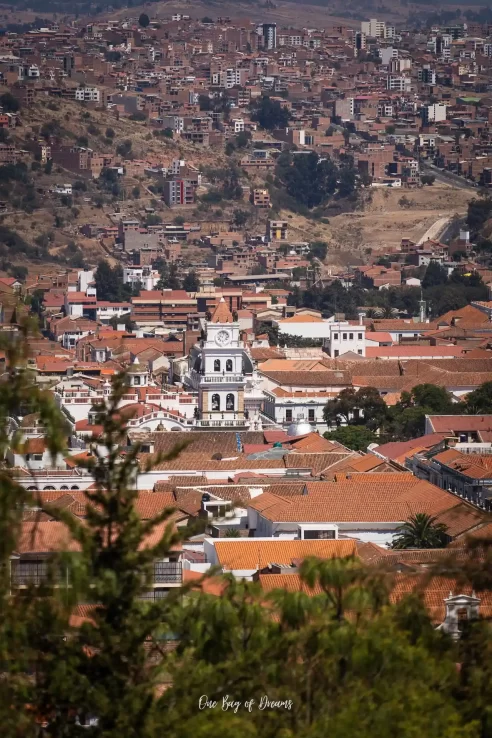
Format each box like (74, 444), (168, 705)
(358, 312), (366, 325)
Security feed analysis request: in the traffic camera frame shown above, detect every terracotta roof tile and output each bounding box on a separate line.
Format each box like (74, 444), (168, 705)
(285, 452), (359, 476)
(253, 476), (487, 534)
(256, 571), (492, 623)
(372, 434), (450, 462)
(210, 297), (233, 323)
(17, 521), (81, 553)
(257, 573), (324, 595)
(428, 415), (492, 434)
(262, 370), (351, 387)
(213, 539), (357, 571)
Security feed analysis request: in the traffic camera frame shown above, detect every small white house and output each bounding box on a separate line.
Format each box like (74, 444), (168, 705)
(324, 320), (366, 358)
(52, 184), (73, 195)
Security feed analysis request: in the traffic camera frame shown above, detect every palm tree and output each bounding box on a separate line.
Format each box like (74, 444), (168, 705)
(224, 528), (240, 538)
(391, 513), (449, 550)
(366, 305), (398, 319)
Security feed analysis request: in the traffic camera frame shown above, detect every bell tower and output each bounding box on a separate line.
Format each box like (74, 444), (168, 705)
(198, 298), (246, 427)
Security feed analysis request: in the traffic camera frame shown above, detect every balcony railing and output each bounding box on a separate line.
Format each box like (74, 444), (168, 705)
(201, 375), (244, 383)
(11, 561), (183, 586)
(195, 419), (250, 428)
(153, 562), (182, 583)
(11, 563), (64, 586)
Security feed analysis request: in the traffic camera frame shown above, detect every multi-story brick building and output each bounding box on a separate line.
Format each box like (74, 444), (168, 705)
(162, 178), (196, 208)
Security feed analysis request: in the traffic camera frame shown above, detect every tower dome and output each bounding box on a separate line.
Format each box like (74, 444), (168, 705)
(286, 418), (314, 437)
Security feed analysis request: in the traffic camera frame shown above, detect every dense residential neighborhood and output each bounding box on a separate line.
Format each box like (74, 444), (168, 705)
(3, 2), (492, 735)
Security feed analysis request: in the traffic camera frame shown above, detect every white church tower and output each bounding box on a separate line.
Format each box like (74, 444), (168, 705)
(197, 298), (247, 427)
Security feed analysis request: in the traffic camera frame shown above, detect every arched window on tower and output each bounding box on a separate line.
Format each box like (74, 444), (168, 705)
(226, 359), (233, 372)
(457, 608), (469, 633)
(212, 394), (220, 411)
(214, 359), (221, 372)
(226, 393), (235, 411)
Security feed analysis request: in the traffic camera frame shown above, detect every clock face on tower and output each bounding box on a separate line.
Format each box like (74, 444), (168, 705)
(215, 329), (231, 346)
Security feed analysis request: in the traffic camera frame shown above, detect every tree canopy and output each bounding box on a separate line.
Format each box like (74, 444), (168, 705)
(276, 151), (343, 209)
(323, 387), (387, 432)
(156, 261), (181, 290)
(251, 95), (291, 130)
(324, 425), (378, 451)
(183, 271), (200, 292)
(422, 261), (448, 289)
(392, 513), (449, 549)
(94, 260), (131, 302)
(0, 92), (20, 112)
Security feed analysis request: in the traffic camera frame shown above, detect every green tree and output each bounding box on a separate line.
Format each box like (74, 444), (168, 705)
(324, 425), (378, 452)
(424, 284), (468, 316)
(157, 262), (181, 290)
(410, 384), (455, 413)
(422, 261), (448, 289)
(146, 213), (162, 226)
(391, 513), (449, 549)
(139, 12), (150, 27)
(10, 265), (28, 281)
(0, 91), (20, 112)
(232, 209), (248, 227)
(323, 387), (387, 431)
(276, 151), (339, 209)
(464, 381), (492, 414)
(309, 241), (328, 261)
(109, 313), (135, 331)
(166, 556), (474, 738)
(257, 321), (279, 346)
(235, 131), (251, 149)
(338, 166), (357, 197)
(421, 174), (436, 185)
(183, 271), (200, 292)
(116, 139), (132, 158)
(198, 94), (212, 111)
(251, 95), (291, 130)
(388, 384), (457, 440)
(94, 260), (130, 302)
(389, 405), (428, 440)
(467, 194), (492, 237)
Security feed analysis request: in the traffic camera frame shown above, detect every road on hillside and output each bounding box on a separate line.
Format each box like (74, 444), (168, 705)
(417, 216), (453, 245)
(422, 163), (478, 191)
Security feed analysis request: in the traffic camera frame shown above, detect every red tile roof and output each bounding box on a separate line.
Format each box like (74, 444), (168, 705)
(213, 539), (357, 570)
(253, 475), (486, 534)
(372, 433), (450, 462)
(210, 297), (234, 323)
(428, 415), (492, 433)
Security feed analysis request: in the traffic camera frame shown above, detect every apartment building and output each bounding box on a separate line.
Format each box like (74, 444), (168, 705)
(252, 189), (270, 208)
(162, 178), (196, 208)
(75, 86), (100, 103)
